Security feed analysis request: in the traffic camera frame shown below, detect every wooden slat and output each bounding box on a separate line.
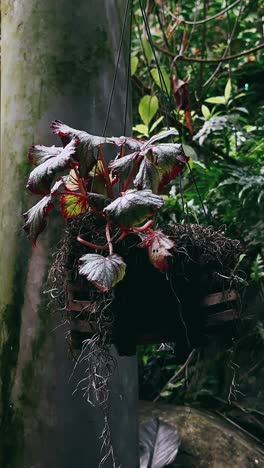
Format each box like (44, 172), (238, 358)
(206, 309), (240, 326)
(201, 290), (237, 307)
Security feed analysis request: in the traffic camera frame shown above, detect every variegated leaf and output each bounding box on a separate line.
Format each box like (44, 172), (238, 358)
(79, 254), (126, 292)
(103, 189), (164, 226)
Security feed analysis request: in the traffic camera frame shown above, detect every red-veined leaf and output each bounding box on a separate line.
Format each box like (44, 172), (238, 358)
(138, 230), (175, 271)
(51, 120), (109, 177)
(60, 193), (89, 218)
(26, 139), (77, 194)
(152, 143), (188, 192)
(23, 195), (54, 244)
(143, 128), (178, 148)
(28, 145), (62, 166)
(79, 253), (126, 292)
(103, 189), (163, 226)
(110, 136), (143, 151)
(134, 158), (160, 193)
(64, 168), (80, 191)
(109, 152), (138, 182)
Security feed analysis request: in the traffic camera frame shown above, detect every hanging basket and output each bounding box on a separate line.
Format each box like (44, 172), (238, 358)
(53, 215), (243, 358)
(67, 280), (240, 354)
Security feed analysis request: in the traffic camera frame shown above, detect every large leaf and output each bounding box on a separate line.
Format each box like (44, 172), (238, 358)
(26, 139), (77, 194)
(103, 189), (164, 226)
(86, 192), (111, 211)
(152, 143), (188, 191)
(139, 418), (181, 468)
(138, 230), (175, 271)
(51, 120), (109, 177)
(109, 152), (138, 182)
(79, 254), (126, 292)
(139, 95), (159, 126)
(28, 145), (62, 166)
(110, 136), (143, 151)
(144, 129), (178, 148)
(60, 193), (89, 218)
(23, 195), (54, 244)
(134, 158), (160, 193)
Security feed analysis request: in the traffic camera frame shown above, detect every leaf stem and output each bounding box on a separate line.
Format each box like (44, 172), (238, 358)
(77, 234), (108, 250)
(123, 155), (143, 191)
(98, 146), (114, 198)
(105, 222), (113, 256)
(132, 219), (155, 232)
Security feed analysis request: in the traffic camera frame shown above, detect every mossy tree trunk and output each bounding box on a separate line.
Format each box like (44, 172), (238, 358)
(0, 1), (138, 467)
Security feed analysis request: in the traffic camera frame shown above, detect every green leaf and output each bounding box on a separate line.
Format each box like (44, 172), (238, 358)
(133, 124), (149, 137)
(103, 189), (164, 226)
(142, 39), (153, 64)
(205, 96), (226, 105)
(149, 116), (164, 133)
(151, 67), (170, 94)
(139, 95), (159, 126)
(233, 92), (246, 101)
(201, 105), (210, 120)
(79, 254), (126, 292)
(224, 79), (232, 102)
(131, 55), (139, 76)
(23, 195), (54, 244)
(182, 144), (197, 160)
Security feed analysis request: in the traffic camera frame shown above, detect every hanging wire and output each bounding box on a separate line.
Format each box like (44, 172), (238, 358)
(123, 0), (133, 136)
(91, 0), (131, 194)
(102, 0), (131, 137)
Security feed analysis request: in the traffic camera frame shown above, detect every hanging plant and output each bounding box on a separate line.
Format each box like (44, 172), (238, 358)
(23, 121), (243, 467)
(23, 119), (243, 357)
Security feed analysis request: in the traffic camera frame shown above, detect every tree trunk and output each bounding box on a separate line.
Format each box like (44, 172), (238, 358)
(0, 1), (138, 467)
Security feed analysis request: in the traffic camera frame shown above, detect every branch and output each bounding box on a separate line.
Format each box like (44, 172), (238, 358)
(180, 0), (241, 25)
(154, 42), (264, 63)
(153, 349), (196, 403)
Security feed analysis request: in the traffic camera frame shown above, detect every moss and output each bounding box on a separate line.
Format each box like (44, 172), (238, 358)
(0, 237), (31, 468)
(19, 274), (52, 409)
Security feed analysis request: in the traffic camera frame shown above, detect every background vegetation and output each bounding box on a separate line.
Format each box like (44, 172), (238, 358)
(131, 0), (264, 438)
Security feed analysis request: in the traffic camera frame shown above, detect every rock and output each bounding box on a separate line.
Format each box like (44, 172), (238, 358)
(139, 401), (264, 468)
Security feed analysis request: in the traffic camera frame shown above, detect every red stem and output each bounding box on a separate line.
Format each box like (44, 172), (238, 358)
(98, 146), (114, 198)
(123, 155), (143, 192)
(131, 219), (155, 232)
(77, 234), (108, 250)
